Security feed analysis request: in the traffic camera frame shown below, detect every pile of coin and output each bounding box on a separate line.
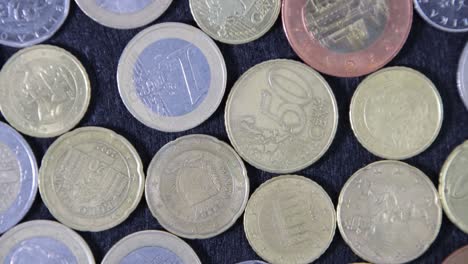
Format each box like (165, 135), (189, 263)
(0, 0), (467, 263)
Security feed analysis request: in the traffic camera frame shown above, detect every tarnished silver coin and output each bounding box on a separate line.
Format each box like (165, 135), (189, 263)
(337, 160), (442, 264)
(118, 23), (227, 132)
(0, 45), (91, 138)
(102, 230), (201, 264)
(146, 134), (249, 239)
(0, 122), (37, 234)
(75, 0), (173, 29)
(244, 175), (336, 264)
(414, 0), (468, 33)
(39, 127), (145, 232)
(0, 220), (95, 263)
(0, 0), (69, 47)
(458, 42), (468, 111)
(225, 59), (338, 173)
(189, 0), (281, 44)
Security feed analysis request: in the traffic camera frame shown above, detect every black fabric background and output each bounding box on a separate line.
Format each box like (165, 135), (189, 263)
(0, 1), (467, 263)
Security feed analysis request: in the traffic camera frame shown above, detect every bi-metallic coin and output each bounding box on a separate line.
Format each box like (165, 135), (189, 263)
(458, 42), (468, 111)
(414, 0), (468, 33)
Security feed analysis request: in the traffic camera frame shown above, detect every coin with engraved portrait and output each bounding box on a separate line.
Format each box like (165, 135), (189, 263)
(350, 67), (443, 160)
(189, 0), (281, 44)
(102, 230), (201, 264)
(458, 42), (468, 110)
(0, 45), (91, 138)
(337, 160), (442, 264)
(39, 127), (145, 232)
(146, 134), (249, 239)
(415, 0), (468, 32)
(0, 220), (95, 263)
(225, 59), (338, 174)
(0, 0), (69, 47)
(443, 245), (468, 264)
(118, 23), (227, 132)
(0, 122), (37, 234)
(75, 0), (173, 29)
(244, 175), (336, 264)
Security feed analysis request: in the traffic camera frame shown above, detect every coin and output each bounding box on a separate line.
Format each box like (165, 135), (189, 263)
(225, 59), (338, 173)
(282, 0), (413, 77)
(337, 160), (442, 264)
(0, 220), (95, 263)
(0, 0), (69, 48)
(102, 230), (201, 264)
(0, 45), (91, 138)
(0, 122), (37, 234)
(350, 67), (443, 160)
(414, 0), (468, 33)
(443, 245), (468, 264)
(146, 134), (249, 239)
(75, 0), (173, 29)
(118, 23), (227, 132)
(458, 42), (468, 110)
(189, 0), (281, 44)
(244, 175), (336, 264)
(39, 127), (145, 232)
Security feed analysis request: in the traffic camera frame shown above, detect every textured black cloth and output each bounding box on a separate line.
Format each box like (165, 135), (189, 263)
(0, 1), (467, 263)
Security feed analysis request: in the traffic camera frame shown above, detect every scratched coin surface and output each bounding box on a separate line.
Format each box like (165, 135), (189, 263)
(0, 122), (37, 234)
(458, 42), (468, 110)
(75, 0), (173, 29)
(189, 0), (281, 44)
(350, 67), (443, 160)
(39, 127), (145, 232)
(0, 45), (91, 138)
(0, 220), (95, 263)
(337, 160), (442, 264)
(415, 0), (468, 32)
(146, 134), (249, 239)
(118, 23), (227, 132)
(102, 230), (201, 264)
(0, 0), (69, 47)
(443, 245), (468, 264)
(225, 59), (338, 173)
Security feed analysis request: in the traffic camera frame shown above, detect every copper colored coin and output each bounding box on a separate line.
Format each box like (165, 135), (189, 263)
(282, 0), (413, 77)
(443, 245), (468, 264)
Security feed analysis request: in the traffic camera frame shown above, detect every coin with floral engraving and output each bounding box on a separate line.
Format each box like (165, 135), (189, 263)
(443, 245), (468, 264)
(118, 22), (227, 132)
(146, 134), (249, 239)
(225, 59), (338, 173)
(337, 160), (442, 264)
(458, 42), (468, 110)
(414, 0), (468, 33)
(39, 127), (145, 232)
(0, 45), (91, 138)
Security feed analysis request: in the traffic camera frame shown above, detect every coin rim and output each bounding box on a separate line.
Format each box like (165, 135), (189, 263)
(414, 0), (468, 33)
(457, 42), (468, 111)
(442, 244), (468, 264)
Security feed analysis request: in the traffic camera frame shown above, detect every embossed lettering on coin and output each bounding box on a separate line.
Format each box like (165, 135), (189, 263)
(415, 0), (468, 32)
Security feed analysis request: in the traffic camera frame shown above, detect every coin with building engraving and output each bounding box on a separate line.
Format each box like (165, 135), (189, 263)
(102, 230), (201, 264)
(0, 220), (94, 263)
(350, 67), (443, 160)
(225, 59), (338, 173)
(189, 0), (281, 44)
(414, 0), (468, 32)
(337, 160), (442, 264)
(443, 245), (468, 264)
(244, 175), (336, 264)
(146, 134), (249, 239)
(0, 45), (91, 138)
(39, 127), (145, 232)
(458, 42), (468, 110)
(0, 122), (37, 234)
(118, 22), (227, 132)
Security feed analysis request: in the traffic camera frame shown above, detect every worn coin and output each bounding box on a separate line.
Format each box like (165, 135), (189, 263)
(337, 160), (442, 264)
(350, 67), (443, 160)
(458, 42), (468, 110)
(0, 220), (95, 263)
(443, 245), (468, 264)
(102, 230), (201, 264)
(0, 122), (37, 234)
(118, 22), (227, 132)
(146, 134), (249, 239)
(414, 0), (468, 33)
(0, 45), (91, 138)
(244, 175), (336, 264)
(39, 127), (145, 232)
(75, 0), (173, 29)
(189, 0), (280, 44)
(225, 59), (338, 173)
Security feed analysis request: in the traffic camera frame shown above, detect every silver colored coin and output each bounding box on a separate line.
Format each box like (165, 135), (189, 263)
(0, 122), (37, 234)
(146, 134), (249, 239)
(102, 230), (201, 264)
(39, 127), (145, 232)
(0, 220), (95, 263)
(414, 0), (468, 33)
(337, 160), (442, 264)
(118, 22), (227, 132)
(0, 0), (69, 48)
(75, 0), (173, 29)
(458, 42), (468, 111)
(225, 59), (338, 173)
